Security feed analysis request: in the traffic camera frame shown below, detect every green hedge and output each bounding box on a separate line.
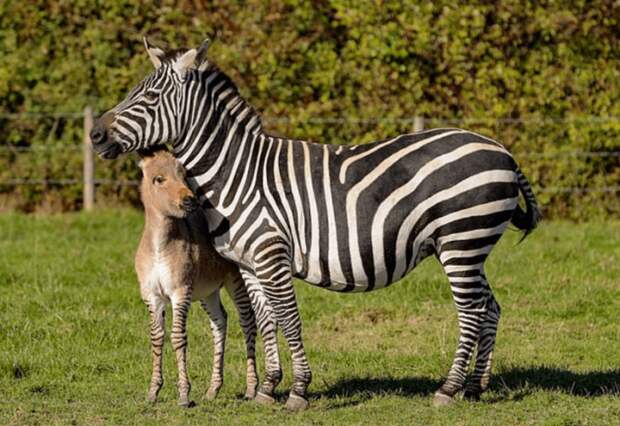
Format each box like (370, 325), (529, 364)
(1, 1), (619, 217)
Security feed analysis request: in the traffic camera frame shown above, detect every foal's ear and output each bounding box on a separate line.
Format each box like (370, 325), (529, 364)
(143, 37), (166, 69)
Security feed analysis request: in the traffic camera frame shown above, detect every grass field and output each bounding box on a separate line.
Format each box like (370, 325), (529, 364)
(0, 211), (619, 425)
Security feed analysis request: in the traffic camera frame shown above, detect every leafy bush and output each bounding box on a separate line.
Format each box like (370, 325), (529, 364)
(0, 1), (618, 217)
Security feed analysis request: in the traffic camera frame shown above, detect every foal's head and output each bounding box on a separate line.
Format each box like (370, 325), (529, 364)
(139, 149), (197, 218)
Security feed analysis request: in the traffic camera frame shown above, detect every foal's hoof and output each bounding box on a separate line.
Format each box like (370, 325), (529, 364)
(205, 386), (221, 401)
(178, 399), (196, 408)
(432, 392), (455, 407)
(286, 393), (309, 411)
(244, 387), (258, 400)
(147, 394), (158, 404)
(255, 391), (276, 406)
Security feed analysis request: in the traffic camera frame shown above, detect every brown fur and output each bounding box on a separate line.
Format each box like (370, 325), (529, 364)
(135, 149), (258, 406)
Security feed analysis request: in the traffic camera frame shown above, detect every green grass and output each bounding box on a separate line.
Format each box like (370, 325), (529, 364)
(0, 211), (619, 425)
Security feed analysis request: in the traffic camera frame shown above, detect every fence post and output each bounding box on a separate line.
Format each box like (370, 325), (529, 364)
(83, 106), (95, 211)
(414, 116), (424, 133)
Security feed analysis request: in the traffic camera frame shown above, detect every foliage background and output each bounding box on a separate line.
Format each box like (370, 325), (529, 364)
(0, 0), (618, 217)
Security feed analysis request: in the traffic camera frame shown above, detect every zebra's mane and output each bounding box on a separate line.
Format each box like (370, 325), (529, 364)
(201, 62), (264, 133)
(153, 47), (264, 133)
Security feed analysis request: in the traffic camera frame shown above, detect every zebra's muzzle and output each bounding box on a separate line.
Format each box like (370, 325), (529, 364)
(90, 124), (122, 159)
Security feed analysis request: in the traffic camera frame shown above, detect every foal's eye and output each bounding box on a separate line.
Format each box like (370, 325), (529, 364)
(153, 176), (165, 185)
(144, 90), (159, 101)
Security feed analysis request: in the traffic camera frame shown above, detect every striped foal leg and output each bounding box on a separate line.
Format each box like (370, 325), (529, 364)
(254, 255), (312, 411)
(434, 261), (487, 406)
(240, 269), (282, 405)
(145, 298), (166, 403)
(226, 279), (259, 399)
(464, 272), (501, 400)
(201, 292), (228, 400)
(170, 287), (193, 407)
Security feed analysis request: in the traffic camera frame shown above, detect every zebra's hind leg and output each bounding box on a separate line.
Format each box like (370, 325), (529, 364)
(464, 275), (501, 401)
(200, 292), (228, 401)
(240, 269), (282, 406)
(170, 287), (194, 407)
(434, 262), (488, 406)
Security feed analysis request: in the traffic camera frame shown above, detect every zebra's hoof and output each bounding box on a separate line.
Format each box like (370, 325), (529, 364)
(432, 392), (454, 407)
(463, 389), (481, 401)
(255, 391), (276, 406)
(286, 393), (309, 411)
(147, 394), (157, 404)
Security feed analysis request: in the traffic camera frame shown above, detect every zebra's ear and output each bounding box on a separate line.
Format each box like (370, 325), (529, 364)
(173, 39), (211, 78)
(173, 48), (198, 79)
(143, 37), (166, 69)
(195, 38), (210, 71)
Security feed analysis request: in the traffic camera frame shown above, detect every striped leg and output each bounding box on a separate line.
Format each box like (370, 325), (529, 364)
(200, 292), (228, 400)
(254, 252), (312, 411)
(170, 287), (193, 407)
(145, 298), (166, 403)
(240, 269), (282, 405)
(225, 279), (259, 399)
(464, 273), (501, 400)
(434, 261), (487, 406)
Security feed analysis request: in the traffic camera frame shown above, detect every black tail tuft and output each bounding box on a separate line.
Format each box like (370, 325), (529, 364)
(511, 167), (541, 242)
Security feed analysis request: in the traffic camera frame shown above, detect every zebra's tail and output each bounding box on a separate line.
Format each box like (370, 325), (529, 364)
(511, 167), (541, 241)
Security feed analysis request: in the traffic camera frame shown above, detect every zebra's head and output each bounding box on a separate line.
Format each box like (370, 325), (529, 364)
(91, 38), (210, 159)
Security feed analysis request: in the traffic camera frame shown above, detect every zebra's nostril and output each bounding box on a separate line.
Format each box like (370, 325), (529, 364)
(90, 127), (106, 144)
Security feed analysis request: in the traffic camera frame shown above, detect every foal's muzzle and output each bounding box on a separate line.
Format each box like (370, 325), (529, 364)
(181, 195), (198, 212)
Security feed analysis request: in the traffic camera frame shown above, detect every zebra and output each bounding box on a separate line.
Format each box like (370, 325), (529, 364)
(91, 38), (541, 410)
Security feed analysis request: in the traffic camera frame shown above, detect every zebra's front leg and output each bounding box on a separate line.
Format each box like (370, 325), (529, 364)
(254, 258), (312, 411)
(226, 279), (259, 400)
(200, 292), (228, 400)
(145, 298), (166, 403)
(170, 287), (194, 407)
(240, 269), (282, 405)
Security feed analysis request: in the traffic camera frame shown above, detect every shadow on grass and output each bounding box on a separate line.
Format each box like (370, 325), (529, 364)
(313, 366), (620, 408)
(313, 376), (441, 408)
(489, 365), (620, 402)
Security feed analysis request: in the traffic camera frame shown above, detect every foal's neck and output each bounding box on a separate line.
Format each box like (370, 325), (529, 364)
(143, 206), (190, 253)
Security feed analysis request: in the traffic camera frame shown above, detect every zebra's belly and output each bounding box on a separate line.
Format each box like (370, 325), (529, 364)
(293, 237), (437, 293)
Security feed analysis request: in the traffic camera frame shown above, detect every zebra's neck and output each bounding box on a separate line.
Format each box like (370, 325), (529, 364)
(172, 68), (265, 197)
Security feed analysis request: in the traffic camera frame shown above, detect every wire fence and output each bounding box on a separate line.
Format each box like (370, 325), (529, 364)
(1, 110), (619, 208)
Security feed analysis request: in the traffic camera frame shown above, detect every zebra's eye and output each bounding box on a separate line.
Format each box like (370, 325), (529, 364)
(144, 90), (159, 102)
(153, 175), (165, 185)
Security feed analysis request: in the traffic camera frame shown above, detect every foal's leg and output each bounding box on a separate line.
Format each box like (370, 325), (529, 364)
(464, 271), (501, 400)
(240, 269), (282, 405)
(434, 260), (488, 406)
(225, 278), (259, 399)
(200, 291), (228, 400)
(170, 287), (194, 407)
(253, 251), (312, 411)
(145, 298), (166, 403)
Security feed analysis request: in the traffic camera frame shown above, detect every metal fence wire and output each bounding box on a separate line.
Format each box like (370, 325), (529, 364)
(1, 110), (619, 208)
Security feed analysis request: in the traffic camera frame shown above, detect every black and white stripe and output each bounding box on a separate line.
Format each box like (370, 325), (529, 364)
(93, 40), (541, 408)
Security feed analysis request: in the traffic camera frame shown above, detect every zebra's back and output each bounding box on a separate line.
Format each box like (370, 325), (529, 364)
(274, 128), (521, 291)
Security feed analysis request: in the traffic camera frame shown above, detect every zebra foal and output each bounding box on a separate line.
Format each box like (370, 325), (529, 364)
(92, 38), (541, 410)
(135, 148), (258, 406)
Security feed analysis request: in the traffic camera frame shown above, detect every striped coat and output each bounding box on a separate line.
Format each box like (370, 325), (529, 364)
(91, 39), (540, 410)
